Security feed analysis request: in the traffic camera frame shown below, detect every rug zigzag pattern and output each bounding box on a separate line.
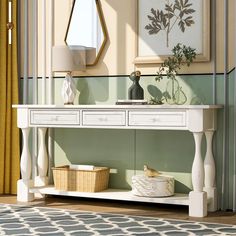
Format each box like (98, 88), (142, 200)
(0, 204), (236, 235)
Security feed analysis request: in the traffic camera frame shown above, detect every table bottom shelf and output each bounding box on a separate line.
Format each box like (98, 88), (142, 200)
(30, 186), (189, 206)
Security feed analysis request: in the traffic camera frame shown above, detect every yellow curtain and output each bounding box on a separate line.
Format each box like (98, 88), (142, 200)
(0, 0), (20, 194)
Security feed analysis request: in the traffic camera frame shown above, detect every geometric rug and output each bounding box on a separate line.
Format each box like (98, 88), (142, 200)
(0, 204), (236, 235)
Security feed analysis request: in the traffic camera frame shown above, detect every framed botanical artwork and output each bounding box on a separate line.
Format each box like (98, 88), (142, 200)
(134, 0), (210, 64)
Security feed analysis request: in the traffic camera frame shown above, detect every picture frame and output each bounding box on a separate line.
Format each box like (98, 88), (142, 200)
(134, 0), (210, 64)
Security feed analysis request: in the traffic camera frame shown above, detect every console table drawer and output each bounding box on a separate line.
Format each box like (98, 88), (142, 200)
(82, 111), (126, 126)
(128, 111), (186, 127)
(30, 110), (80, 125)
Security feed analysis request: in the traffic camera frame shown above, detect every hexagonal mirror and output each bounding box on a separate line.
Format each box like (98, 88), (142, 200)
(65, 0), (107, 66)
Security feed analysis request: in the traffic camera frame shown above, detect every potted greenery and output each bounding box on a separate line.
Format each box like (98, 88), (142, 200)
(150, 43), (196, 105)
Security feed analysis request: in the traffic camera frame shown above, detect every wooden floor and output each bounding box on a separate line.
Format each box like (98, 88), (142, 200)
(0, 195), (235, 225)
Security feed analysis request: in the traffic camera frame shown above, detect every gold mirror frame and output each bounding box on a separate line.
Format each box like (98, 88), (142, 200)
(65, 0), (108, 66)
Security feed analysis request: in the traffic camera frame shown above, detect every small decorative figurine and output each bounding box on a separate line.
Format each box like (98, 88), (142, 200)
(128, 71), (144, 100)
(144, 165), (160, 177)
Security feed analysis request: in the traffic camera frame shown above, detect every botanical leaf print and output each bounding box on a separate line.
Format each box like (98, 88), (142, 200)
(145, 0), (195, 47)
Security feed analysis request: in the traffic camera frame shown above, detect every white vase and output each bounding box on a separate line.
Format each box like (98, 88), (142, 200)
(61, 73), (77, 105)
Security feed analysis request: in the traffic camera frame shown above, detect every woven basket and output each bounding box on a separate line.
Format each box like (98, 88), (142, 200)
(52, 165), (109, 192)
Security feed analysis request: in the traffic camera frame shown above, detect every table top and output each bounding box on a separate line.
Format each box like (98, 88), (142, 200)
(12, 104), (223, 109)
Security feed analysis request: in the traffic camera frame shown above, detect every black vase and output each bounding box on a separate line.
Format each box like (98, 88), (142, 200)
(128, 80), (144, 100)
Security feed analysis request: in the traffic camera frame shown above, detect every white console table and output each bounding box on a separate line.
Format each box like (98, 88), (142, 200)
(13, 104), (222, 217)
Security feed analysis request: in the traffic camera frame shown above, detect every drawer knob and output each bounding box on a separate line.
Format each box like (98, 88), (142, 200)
(52, 116), (59, 121)
(99, 117), (108, 122)
(152, 117), (160, 122)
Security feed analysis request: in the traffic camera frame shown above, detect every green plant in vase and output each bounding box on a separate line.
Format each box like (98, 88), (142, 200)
(154, 43), (196, 105)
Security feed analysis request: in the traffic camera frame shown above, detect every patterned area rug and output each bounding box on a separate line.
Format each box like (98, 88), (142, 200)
(0, 204), (236, 235)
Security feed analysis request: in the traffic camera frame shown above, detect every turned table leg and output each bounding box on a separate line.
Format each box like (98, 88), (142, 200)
(189, 132), (207, 217)
(17, 128), (34, 202)
(204, 131), (217, 212)
(35, 127), (49, 188)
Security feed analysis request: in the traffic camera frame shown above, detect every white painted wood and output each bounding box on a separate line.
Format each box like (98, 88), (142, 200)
(12, 104), (223, 109)
(82, 111), (126, 126)
(17, 128), (35, 202)
(37, 128), (48, 179)
(204, 131), (218, 211)
(187, 109), (204, 132)
(20, 128), (31, 180)
(30, 110), (80, 125)
(13, 105), (222, 217)
(129, 111), (186, 127)
(204, 131), (215, 188)
(189, 191), (207, 217)
(34, 127), (49, 199)
(30, 186), (189, 206)
(189, 132), (207, 217)
(203, 187), (218, 212)
(191, 132), (204, 192)
(17, 108), (29, 128)
(17, 180), (34, 202)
